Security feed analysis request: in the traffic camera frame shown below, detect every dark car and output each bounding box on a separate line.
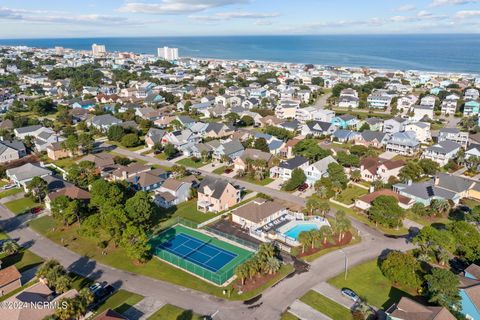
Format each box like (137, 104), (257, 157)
(93, 285), (115, 302)
(341, 288), (360, 302)
(31, 207), (43, 214)
(297, 183), (309, 192)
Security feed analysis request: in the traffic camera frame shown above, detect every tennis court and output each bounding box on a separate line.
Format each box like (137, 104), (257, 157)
(151, 224), (253, 285)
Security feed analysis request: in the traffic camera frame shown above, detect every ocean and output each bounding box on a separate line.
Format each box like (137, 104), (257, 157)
(0, 34), (479, 74)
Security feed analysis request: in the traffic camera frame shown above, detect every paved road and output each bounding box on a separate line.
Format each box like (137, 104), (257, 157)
(0, 146), (414, 319)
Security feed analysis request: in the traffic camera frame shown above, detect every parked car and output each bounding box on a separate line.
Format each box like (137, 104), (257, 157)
(341, 288), (360, 302)
(31, 207), (43, 214)
(93, 284), (115, 301)
(297, 183), (308, 192)
(89, 282), (102, 294)
(3, 184), (15, 190)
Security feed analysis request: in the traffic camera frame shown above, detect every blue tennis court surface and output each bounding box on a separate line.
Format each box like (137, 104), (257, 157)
(158, 233), (238, 272)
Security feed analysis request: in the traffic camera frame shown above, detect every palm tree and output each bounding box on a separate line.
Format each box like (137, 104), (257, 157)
(264, 257), (281, 275)
(430, 199), (450, 217)
(54, 275), (71, 294)
(235, 264), (249, 285)
(247, 259), (259, 280)
(2, 240), (20, 255)
(317, 185), (329, 199)
(258, 243), (276, 262)
(319, 225), (333, 245)
(332, 181), (343, 198)
(350, 170), (361, 182)
(306, 195), (322, 215)
(319, 202), (330, 217)
(335, 214), (352, 242)
(310, 230), (321, 249)
(298, 231), (311, 254)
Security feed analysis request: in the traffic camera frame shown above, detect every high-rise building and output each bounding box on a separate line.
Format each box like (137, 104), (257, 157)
(157, 47), (179, 60)
(92, 43), (106, 57)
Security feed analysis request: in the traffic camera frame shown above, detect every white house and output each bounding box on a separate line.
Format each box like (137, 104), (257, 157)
(304, 156), (337, 186)
(404, 122), (431, 143)
(422, 141), (461, 166)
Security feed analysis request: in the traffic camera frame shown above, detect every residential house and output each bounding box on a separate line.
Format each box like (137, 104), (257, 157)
(367, 91), (392, 108)
(278, 139), (301, 159)
(304, 156), (338, 186)
(385, 131), (420, 156)
(438, 128), (469, 148)
(0, 140), (26, 163)
(394, 173), (475, 205)
(332, 129), (355, 143)
(460, 264), (480, 320)
(300, 121), (336, 137)
(162, 129), (201, 152)
(352, 131), (390, 148)
(338, 95), (360, 109)
(0, 281), (78, 320)
(412, 105), (434, 121)
(109, 163), (151, 181)
(275, 101), (299, 119)
(259, 115), (283, 127)
(296, 106), (334, 123)
(360, 157), (405, 183)
(210, 139), (244, 162)
(465, 88), (480, 100)
(386, 296), (455, 320)
(45, 185), (91, 210)
(204, 123), (234, 139)
(153, 178), (192, 208)
(397, 95), (418, 112)
(14, 125), (63, 152)
(144, 128), (166, 149)
(364, 117), (384, 131)
(231, 198), (287, 230)
(6, 163), (52, 191)
(176, 115), (196, 129)
(46, 141), (74, 160)
(197, 177), (240, 212)
(404, 122), (431, 143)
(0, 265), (21, 296)
(79, 152), (115, 170)
(441, 98), (458, 116)
(422, 141), (461, 166)
(270, 156), (309, 181)
(87, 114), (122, 132)
(233, 148), (273, 172)
(420, 95), (437, 108)
(127, 168), (169, 192)
(383, 117), (407, 134)
(331, 114), (359, 129)
(355, 189), (414, 211)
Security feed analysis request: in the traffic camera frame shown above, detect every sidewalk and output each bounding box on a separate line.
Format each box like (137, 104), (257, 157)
(289, 300), (331, 320)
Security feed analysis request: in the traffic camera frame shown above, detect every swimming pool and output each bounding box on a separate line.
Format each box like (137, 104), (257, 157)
(283, 223), (319, 240)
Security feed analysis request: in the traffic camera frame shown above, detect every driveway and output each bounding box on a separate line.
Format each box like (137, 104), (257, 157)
(378, 151), (397, 160)
(265, 178), (283, 190)
(313, 282), (355, 310)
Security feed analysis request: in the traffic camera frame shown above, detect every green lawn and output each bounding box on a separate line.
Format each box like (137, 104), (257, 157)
(155, 153), (168, 160)
(300, 290), (353, 320)
(240, 176), (274, 186)
(0, 187), (22, 199)
(108, 140), (146, 151)
(28, 216), (279, 301)
(335, 186), (368, 205)
(166, 199), (219, 225)
(461, 198), (480, 209)
(0, 180), (8, 187)
(94, 289), (144, 316)
(328, 259), (415, 309)
(0, 230), (43, 272)
(176, 158), (211, 168)
(52, 157), (78, 169)
(212, 166), (228, 175)
(4, 197), (41, 215)
(147, 304), (203, 320)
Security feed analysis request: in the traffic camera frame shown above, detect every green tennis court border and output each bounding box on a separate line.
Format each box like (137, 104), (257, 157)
(150, 224), (254, 285)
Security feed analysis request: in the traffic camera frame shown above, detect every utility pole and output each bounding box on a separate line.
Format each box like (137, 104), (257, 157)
(340, 249), (348, 280)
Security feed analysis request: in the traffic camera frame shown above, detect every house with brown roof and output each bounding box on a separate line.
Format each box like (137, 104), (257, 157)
(79, 152), (115, 169)
(197, 177), (240, 212)
(0, 265), (21, 296)
(46, 141), (76, 160)
(355, 189), (414, 211)
(278, 139), (301, 159)
(45, 185), (91, 210)
(153, 178), (192, 208)
(232, 198), (287, 230)
(259, 115), (283, 127)
(0, 282), (78, 320)
(386, 297), (456, 320)
(233, 148), (273, 172)
(109, 163), (151, 181)
(360, 157), (405, 183)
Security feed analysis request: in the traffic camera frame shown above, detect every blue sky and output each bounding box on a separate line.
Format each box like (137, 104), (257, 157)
(0, 0), (479, 38)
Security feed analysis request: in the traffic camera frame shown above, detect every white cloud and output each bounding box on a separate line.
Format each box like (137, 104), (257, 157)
(189, 11), (279, 21)
(0, 7), (137, 25)
(395, 4), (416, 12)
(118, 0), (249, 15)
(430, 0), (479, 7)
(455, 10), (480, 18)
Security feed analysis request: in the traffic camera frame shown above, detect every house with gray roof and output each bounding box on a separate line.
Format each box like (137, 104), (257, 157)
(144, 128), (166, 149)
(383, 116), (407, 134)
(422, 140), (461, 166)
(352, 130), (390, 148)
(394, 173), (475, 205)
(6, 163), (52, 190)
(211, 139), (244, 162)
(87, 114), (122, 132)
(0, 140), (26, 163)
(300, 121), (336, 137)
(154, 178), (192, 208)
(13, 125), (62, 152)
(386, 131), (420, 156)
(332, 129), (355, 143)
(270, 156), (309, 181)
(197, 177), (240, 212)
(304, 155), (338, 186)
(438, 128), (469, 148)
